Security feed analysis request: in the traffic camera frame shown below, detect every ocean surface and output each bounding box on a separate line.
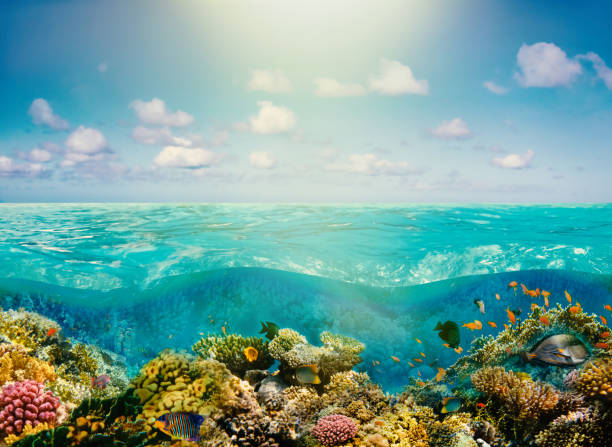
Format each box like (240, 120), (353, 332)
(1, 203), (611, 391)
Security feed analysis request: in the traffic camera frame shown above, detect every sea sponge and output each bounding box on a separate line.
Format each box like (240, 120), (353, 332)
(573, 358), (612, 401)
(311, 414), (358, 446)
(0, 344), (56, 386)
(192, 333), (273, 377)
(0, 380), (60, 437)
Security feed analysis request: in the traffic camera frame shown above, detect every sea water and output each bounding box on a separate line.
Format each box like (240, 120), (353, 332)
(0, 203), (611, 391)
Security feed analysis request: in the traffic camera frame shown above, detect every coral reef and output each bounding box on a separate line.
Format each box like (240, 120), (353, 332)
(0, 380), (60, 437)
(311, 414), (358, 446)
(0, 344), (56, 386)
(573, 357), (612, 401)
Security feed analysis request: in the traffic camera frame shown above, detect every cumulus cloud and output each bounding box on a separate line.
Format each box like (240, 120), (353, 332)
(248, 101), (296, 134)
(492, 149), (534, 169)
(62, 126), (110, 167)
(129, 98), (194, 127)
(28, 98), (69, 130)
(368, 59), (429, 95)
(515, 42), (582, 87)
(0, 155), (48, 177)
(98, 62), (108, 73)
(247, 69), (292, 93)
(153, 146), (220, 168)
(432, 118), (472, 140)
(249, 151), (276, 169)
(314, 77), (366, 97)
(325, 153), (424, 176)
(131, 126), (193, 147)
(579, 52), (612, 89)
(483, 81), (509, 94)
(27, 148), (52, 163)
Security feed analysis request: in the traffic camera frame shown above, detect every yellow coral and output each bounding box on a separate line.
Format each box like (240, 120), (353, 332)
(0, 343), (56, 385)
(574, 358), (612, 401)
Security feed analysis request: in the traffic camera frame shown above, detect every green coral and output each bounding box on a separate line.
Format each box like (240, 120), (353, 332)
(192, 333), (274, 377)
(268, 328), (307, 359)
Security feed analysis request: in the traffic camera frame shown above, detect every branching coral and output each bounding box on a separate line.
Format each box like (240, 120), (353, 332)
(573, 357), (612, 401)
(0, 344), (56, 386)
(534, 404), (610, 447)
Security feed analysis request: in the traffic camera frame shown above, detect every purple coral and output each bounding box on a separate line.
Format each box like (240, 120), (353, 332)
(0, 380), (59, 435)
(311, 414), (358, 446)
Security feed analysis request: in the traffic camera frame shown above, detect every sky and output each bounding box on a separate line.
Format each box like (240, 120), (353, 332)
(1, 0), (611, 202)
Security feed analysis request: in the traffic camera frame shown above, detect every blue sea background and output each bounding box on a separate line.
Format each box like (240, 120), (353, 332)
(0, 203), (611, 392)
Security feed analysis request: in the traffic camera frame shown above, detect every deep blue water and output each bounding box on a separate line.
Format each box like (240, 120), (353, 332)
(0, 203), (611, 391)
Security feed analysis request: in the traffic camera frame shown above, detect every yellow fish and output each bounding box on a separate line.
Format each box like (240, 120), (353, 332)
(296, 365), (321, 384)
(244, 346), (258, 362)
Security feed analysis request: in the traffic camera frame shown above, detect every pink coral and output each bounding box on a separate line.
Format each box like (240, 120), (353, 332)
(0, 380), (59, 436)
(311, 414), (358, 446)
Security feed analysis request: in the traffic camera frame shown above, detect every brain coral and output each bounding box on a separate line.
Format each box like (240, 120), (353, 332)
(0, 380), (60, 437)
(311, 414), (358, 446)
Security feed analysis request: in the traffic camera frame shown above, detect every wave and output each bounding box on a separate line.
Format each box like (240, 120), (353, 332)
(1, 267), (611, 392)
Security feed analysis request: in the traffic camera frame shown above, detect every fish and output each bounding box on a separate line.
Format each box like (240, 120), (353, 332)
(441, 397), (461, 413)
(600, 332), (610, 338)
(594, 342), (609, 349)
(442, 343), (451, 348)
(565, 290), (572, 303)
(416, 380), (426, 387)
(474, 299), (485, 314)
(515, 371), (532, 381)
(569, 305), (581, 314)
(495, 293), (501, 300)
(434, 321), (460, 348)
(154, 412), (205, 442)
(506, 307), (516, 325)
(535, 288), (541, 297)
(476, 402), (486, 408)
(531, 303), (539, 311)
(487, 321), (497, 328)
(504, 324), (510, 331)
(419, 352), (426, 357)
(520, 284), (528, 295)
(539, 316), (550, 326)
(541, 290), (551, 298)
(91, 374), (110, 390)
(390, 356), (400, 363)
(605, 304), (612, 311)
(544, 295), (550, 307)
(375, 360), (380, 365)
(46, 328), (58, 337)
(413, 358), (423, 363)
(508, 281), (518, 289)
(462, 321), (482, 331)
(526, 290), (538, 298)
(243, 346), (258, 362)
(434, 367), (445, 382)
(221, 326), (227, 336)
(600, 315), (608, 325)
(259, 321), (279, 341)
(408, 361), (415, 367)
(521, 334), (589, 366)
(454, 347), (463, 354)
(417, 370), (421, 377)
(371, 361), (376, 367)
(168, 334), (173, 339)
(415, 338), (422, 344)
(296, 365), (321, 384)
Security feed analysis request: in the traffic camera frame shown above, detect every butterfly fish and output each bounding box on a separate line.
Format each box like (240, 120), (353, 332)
(155, 412), (205, 442)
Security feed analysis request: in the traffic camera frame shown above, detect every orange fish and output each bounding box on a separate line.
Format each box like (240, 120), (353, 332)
(503, 324), (510, 331)
(408, 361), (415, 367)
(601, 315), (608, 325)
(541, 290), (550, 297)
(535, 288), (540, 297)
(416, 380), (426, 387)
(46, 328), (58, 337)
(520, 283), (528, 294)
(222, 326), (227, 335)
(454, 347), (463, 354)
(415, 338), (422, 344)
(435, 367), (445, 382)
(544, 295), (550, 307)
(508, 281), (518, 288)
(569, 305), (580, 314)
(565, 290), (572, 303)
(417, 370), (421, 377)
(168, 334), (173, 339)
(414, 358), (423, 363)
(526, 290), (538, 298)
(506, 307), (516, 325)
(390, 356), (400, 363)
(495, 293), (501, 300)
(243, 346), (258, 362)
(372, 361), (376, 367)
(419, 352), (426, 357)
(487, 321), (497, 328)
(594, 342), (609, 349)
(531, 303), (539, 311)
(539, 315), (550, 326)
(442, 343), (451, 348)
(600, 332), (610, 338)
(462, 320), (482, 331)
(604, 304), (612, 311)
(476, 402), (486, 408)
(375, 360), (380, 365)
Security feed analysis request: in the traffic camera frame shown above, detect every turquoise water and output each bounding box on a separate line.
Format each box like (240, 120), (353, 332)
(1, 203), (611, 391)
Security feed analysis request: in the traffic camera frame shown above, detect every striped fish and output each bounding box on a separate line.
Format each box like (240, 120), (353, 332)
(154, 412), (205, 442)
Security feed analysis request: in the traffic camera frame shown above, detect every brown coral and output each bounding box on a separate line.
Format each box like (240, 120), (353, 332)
(574, 358), (612, 401)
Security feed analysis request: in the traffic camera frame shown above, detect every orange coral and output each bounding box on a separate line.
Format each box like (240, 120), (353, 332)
(0, 344), (56, 386)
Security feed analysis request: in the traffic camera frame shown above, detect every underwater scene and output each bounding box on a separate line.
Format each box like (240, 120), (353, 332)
(0, 203), (610, 446)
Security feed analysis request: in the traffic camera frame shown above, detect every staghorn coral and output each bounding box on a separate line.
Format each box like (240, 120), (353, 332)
(192, 333), (274, 377)
(0, 344), (56, 386)
(0, 380), (60, 438)
(311, 414), (358, 446)
(573, 357), (612, 401)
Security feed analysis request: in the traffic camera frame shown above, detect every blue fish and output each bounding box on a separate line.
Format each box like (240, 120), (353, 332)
(154, 412), (205, 442)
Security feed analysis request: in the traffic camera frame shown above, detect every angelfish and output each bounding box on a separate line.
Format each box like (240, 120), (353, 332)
(155, 412), (205, 442)
(521, 334), (588, 366)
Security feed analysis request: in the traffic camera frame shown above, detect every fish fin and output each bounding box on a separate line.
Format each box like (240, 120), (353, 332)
(312, 375), (321, 385)
(441, 407), (448, 414)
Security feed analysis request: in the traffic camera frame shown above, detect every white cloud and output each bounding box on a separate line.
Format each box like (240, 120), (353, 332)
(0, 155), (48, 177)
(368, 59), (429, 95)
(515, 42), (582, 87)
(492, 149), (534, 169)
(579, 52), (612, 90)
(325, 153), (423, 176)
(65, 126), (108, 154)
(153, 146), (220, 168)
(314, 78), (366, 97)
(129, 98), (194, 127)
(98, 62), (108, 73)
(208, 130), (229, 147)
(432, 118), (472, 140)
(28, 98), (69, 130)
(249, 151), (276, 169)
(247, 69), (292, 93)
(131, 126), (193, 147)
(248, 101), (296, 134)
(27, 148), (52, 163)
(483, 81), (509, 94)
